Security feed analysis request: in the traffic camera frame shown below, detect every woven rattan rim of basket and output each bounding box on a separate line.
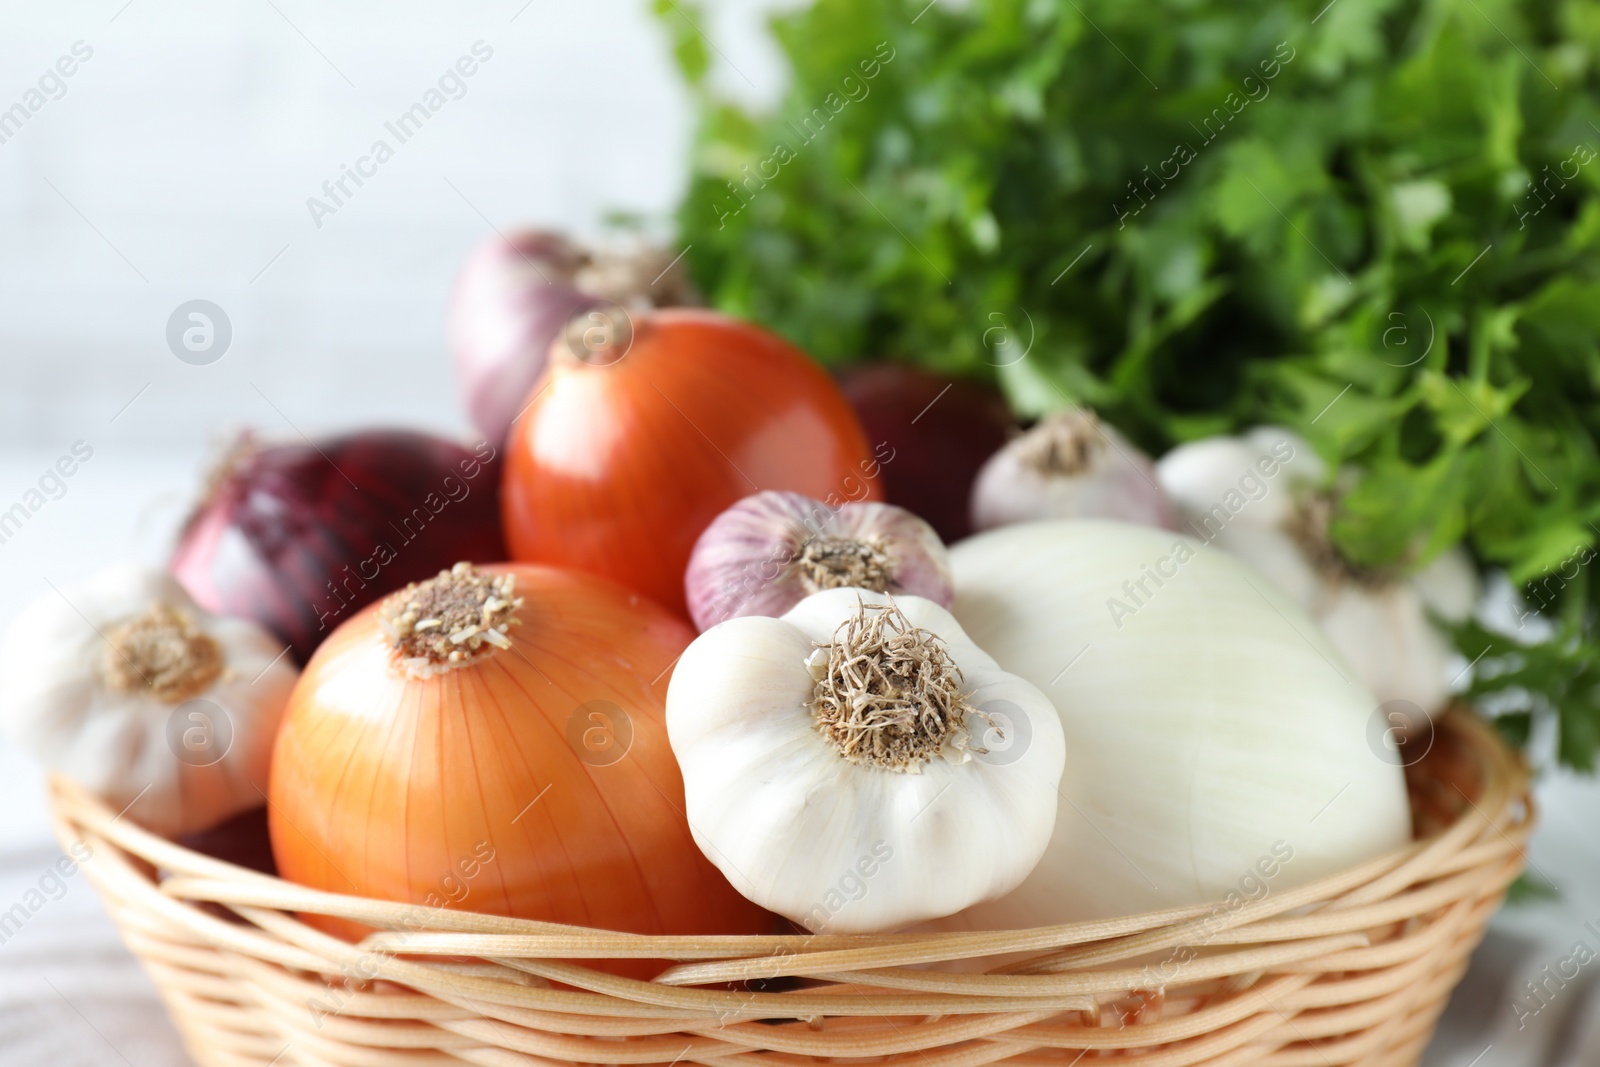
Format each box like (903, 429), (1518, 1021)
(48, 708), (1532, 1067)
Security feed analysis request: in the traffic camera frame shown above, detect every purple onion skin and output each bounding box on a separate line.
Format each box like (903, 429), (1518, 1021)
(837, 364), (1016, 543)
(170, 430), (508, 664)
(449, 230), (599, 446)
(684, 490), (954, 632)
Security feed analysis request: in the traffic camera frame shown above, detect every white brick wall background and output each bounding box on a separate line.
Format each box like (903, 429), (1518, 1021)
(0, 0), (790, 453)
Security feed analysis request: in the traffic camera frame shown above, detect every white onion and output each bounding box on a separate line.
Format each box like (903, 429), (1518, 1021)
(932, 520), (1411, 928)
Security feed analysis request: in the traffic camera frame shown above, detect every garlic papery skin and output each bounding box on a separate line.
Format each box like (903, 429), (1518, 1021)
(666, 589), (1066, 932)
(683, 490), (954, 633)
(928, 521), (1410, 930)
(0, 564), (298, 837)
(1315, 580), (1455, 716)
(970, 408), (1176, 532)
(1155, 427), (1327, 524)
(1156, 428), (1480, 714)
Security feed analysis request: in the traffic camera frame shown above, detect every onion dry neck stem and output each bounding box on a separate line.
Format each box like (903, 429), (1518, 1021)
(809, 599), (980, 771)
(382, 562), (522, 678)
(795, 535), (894, 595)
(1016, 409), (1106, 476)
(576, 247), (697, 310)
(98, 602), (224, 704)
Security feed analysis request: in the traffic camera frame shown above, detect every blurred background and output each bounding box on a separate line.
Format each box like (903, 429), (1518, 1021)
(3, 1), (1600, 1064)
(0, 0), (792, 454)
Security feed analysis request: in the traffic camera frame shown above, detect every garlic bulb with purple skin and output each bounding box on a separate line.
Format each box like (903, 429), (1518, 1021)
(970, 408), (1177, 532)
(684, 491), (954, 633)
(449, 231), (698, 446)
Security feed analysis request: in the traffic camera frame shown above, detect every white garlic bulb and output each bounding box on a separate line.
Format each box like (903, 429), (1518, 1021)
(0, 564), (297, 836)
(683, 491), (953, 632)
(1157, 428), (1479, 714)
(971, 408), (1175, 532)
(667, 589), (1066, 932)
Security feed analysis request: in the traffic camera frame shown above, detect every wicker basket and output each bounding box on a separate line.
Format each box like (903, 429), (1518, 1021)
(49, 708), (1531, 1067)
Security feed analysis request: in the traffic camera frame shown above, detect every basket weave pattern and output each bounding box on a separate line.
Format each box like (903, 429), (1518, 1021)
(49, 711), (1531, 1067)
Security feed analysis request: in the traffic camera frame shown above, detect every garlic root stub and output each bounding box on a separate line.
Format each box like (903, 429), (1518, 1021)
(668, 589), (1066, 933)
(268, 562), (771, 946)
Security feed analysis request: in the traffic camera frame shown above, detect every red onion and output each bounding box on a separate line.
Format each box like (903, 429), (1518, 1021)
(837, 364), (1016, 543)
(177, 806), (276, 877)
(170, 430), (507, 664)
(449, 230), (698, 445)
(450, 232), (595, 445)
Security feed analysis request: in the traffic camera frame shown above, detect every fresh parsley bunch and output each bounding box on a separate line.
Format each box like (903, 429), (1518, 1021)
(663, 0), (1600, 769)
